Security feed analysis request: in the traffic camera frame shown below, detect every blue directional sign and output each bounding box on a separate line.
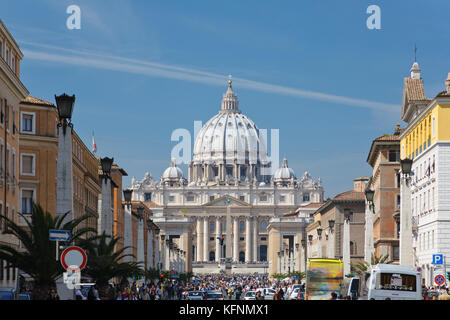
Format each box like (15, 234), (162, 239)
(433, 254), (444, 265)
(49, 229), (71, 242)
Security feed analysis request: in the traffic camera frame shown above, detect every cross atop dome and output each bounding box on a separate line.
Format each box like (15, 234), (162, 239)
(221, 78), (239, 112)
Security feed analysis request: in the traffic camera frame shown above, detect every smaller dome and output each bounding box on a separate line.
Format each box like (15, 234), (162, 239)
(274, 157), (296, 180)
(162, 159), (184, 180)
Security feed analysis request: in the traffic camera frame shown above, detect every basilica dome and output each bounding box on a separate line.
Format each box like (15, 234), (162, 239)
(162, 159), (184, 180)
(192, 80), (268, 167)
(273, 157), (296, 183)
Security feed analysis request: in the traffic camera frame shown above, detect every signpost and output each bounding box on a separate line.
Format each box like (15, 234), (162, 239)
(433, 254), (447, 286)
(49, 230), (71, 261)
(435, 274), (445, 286)
(60, 246), (87, 271)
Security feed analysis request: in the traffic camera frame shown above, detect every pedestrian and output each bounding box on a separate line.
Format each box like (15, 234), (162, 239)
(47, 288), (60, 300)
(330, 292), (337, 300)
(255, 291), (264, 301)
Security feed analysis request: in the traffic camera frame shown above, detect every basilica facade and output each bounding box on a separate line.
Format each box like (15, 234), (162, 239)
(128, 81), (324, 274)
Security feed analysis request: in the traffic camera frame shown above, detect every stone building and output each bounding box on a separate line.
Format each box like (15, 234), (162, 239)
(306, 177), (368, 273)
(400, 60), (450, 286)
(366, 125), (402, 263)
(0, 19), (28, 289)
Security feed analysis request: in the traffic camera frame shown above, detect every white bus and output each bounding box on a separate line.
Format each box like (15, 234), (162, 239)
(366, 264), (422, 300)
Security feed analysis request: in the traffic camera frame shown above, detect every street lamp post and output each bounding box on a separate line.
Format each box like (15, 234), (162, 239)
(400, 158), (414, 266)
(55, 93), (75, 227)
(136, 206), (145, 270)
(123, 189), (133, 263)
(328, 220), (335, 259)
(54, 93), (78, 300)
(301, 239), (306, 273)
(317, 228), (323, 258)
(343, 209), (353, 276)
(364, 188), (375, 264)
(100, 157), (114, 237)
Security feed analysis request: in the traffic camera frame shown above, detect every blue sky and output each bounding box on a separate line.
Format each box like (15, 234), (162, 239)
(3, 0), (450, 198)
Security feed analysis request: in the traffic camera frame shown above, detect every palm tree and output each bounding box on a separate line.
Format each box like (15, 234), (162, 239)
(352, 253), (393, 276)
(77, 232), (144, 299)
(0, 203), (95, 300)
(144, 267), (161, 283)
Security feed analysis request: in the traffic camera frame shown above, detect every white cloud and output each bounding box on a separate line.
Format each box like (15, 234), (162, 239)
(21, 43), (398, 112)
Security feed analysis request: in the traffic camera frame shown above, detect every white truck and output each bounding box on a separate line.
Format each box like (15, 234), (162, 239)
(348, 264), (423, 300)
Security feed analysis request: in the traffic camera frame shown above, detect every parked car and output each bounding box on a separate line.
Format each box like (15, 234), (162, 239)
(243, 291), (256, 300)
(262, 288), (276, 300)
(207, 290), (224, 300)
(186, 291), (206, 300)
(0, 289), (16, 300)
(289, 288), (301, 300)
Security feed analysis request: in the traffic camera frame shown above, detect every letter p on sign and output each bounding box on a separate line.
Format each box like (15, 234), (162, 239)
(433, 254), (443, 265)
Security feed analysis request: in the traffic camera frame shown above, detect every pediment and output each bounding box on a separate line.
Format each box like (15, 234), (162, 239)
(203, 195), (249, 207)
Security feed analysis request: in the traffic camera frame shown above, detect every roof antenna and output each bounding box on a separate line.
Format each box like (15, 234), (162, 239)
(414, 43), (417, 62)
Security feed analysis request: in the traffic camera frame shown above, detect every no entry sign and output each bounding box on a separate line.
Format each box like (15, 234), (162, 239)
(60, 246), (87, 271)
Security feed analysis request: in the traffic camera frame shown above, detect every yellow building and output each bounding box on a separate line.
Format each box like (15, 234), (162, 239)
(399, 61), (450, 286)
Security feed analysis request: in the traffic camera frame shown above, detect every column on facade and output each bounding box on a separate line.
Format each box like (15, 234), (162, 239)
(216, 216), (222, 262)
(196, 217), (203, 262)
(165, 240), (171, 271)
(245, 216), (252, 263)
(160, 236), (166, 270)
(203, 217), (209, 262)
(400, 175), (413, 266)
(233, 216), (239, 262)
(252, 217), (258, 262)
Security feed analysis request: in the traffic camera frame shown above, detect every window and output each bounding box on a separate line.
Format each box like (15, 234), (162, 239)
(261, 237), (267, 241)
(239, 237), (244, 241)
(396, 195), (401, 210)
(169, 195), (175, 202)
(350, 241), (356, 255)
(376, 273), (416, 291)
(279, 195), (286, 203)
(260, 220), (268, 232)
(393, 246), (399, 260)
(210, 222), (215, 233)
(239, 195), (245, 202)
(144, 192), (152, 202)
(21, 190), (33, 214)
(239, 221), (245, 233)
(432, 117), (436, 138)
(209, 237), (214, 241)
(0, 38), (2, 59)
(209, 195), (214, 202)
(21, 154), (35, 176)
(388, 150), (400, 162)
(21, 113), (34, 133)
(259, 194), (267, 202)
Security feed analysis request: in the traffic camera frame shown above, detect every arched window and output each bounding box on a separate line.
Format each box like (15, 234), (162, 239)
(260, 220), (268, 232)
(239, 251), (245, 262)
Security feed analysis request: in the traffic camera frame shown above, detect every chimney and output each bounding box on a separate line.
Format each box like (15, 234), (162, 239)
(446, 73), (450, 94)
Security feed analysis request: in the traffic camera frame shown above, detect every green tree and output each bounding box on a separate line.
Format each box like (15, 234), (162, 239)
(351, 253), (393, 276)
(77, 232), (143, 299)
(144, 267), (161, 283)
(0, 203), (95, 300)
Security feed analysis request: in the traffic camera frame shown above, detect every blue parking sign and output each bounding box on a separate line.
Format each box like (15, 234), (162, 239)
(433, 254), (444, 265)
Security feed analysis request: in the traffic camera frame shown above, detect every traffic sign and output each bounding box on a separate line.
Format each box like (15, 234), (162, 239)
(433, 254), (444, 265)
(435, 274), (445, 286)
(49, 229), (71, 242)
(61, 246), (87, 271)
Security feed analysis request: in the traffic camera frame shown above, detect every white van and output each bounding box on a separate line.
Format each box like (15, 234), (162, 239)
(366, 264), (422, 300)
